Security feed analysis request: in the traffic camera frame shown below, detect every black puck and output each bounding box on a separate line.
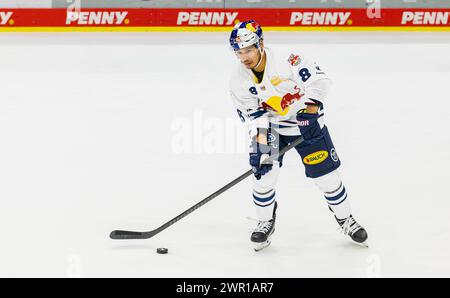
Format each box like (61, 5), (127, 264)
(156, 248), (168, 254)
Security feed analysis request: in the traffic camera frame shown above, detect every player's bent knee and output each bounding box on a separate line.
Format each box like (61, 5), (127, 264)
(252, 161), (280, 191)
(297, 126), (341, 178)
(313, 170), (341, 193)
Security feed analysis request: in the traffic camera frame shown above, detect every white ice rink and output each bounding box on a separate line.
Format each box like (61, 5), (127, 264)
(0, 31), (449, 277)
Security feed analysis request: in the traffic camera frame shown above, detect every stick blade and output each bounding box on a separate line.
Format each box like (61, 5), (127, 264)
(110, 230), (146, 240)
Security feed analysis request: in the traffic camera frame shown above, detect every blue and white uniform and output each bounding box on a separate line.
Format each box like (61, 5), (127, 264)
(230, 47), (331, 138)
(229, 46), (350, 222)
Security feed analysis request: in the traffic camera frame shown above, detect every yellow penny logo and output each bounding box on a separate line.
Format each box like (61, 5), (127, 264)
(303, 150), (329, 165)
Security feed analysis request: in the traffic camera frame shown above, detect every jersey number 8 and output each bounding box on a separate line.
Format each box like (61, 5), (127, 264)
(298, 68), (311, 82)
(249, 87), (258, 95)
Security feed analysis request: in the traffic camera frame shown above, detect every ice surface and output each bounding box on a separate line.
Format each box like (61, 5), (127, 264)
(0, 31), (449, 277)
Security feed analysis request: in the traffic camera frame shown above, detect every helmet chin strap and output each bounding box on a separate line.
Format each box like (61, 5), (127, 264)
(253, 47), (265, 70)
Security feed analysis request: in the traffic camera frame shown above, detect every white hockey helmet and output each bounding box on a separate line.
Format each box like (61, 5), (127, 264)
(229, 20), (264, 51)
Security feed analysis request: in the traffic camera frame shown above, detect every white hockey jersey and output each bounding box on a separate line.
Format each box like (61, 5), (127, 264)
(229, 47), (332, 138)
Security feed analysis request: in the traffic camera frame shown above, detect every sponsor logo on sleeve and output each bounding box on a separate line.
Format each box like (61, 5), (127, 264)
(303, 150), (329, 165)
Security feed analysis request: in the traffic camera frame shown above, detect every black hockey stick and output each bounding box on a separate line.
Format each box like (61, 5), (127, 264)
(110, 135), (304, 240)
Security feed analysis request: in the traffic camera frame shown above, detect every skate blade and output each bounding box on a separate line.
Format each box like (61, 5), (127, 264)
(254, 240), (271, 252)
(351, 240), (369, 248)
(357, 241), (369, 248)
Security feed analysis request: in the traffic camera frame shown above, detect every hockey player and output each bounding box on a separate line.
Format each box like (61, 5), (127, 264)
(229, 20), (368, 251)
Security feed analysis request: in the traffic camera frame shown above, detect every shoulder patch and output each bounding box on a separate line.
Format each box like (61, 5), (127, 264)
(288, 54), (301, 66)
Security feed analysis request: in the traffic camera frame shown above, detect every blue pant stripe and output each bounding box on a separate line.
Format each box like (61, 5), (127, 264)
(325, 186), (346, 202)
(328, 194), (347, 206)
(254, 200), (275, 208)
(253, 191), (275, 203)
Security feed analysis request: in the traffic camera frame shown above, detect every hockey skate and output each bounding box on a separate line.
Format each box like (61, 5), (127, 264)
(336, 215), (369, 248)
(251, 202), (277, 252)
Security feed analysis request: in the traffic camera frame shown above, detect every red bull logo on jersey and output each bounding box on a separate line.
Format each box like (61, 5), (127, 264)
(0, 11), (13, 25)
(280, 89), (302, 110)
(262, 87), (303, 116)
(66, 11), (129, 25)
(303, 150), (329, 165)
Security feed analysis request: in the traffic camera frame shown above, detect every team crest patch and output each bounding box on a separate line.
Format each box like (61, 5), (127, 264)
(288, 54), (300, 66)
(330, 148), (339, 162)
(268, 133), (278, 149)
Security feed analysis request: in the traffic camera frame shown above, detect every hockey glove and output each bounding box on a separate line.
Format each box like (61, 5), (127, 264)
(296, 111), (322, 141)
(249, 142), (273, 180)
